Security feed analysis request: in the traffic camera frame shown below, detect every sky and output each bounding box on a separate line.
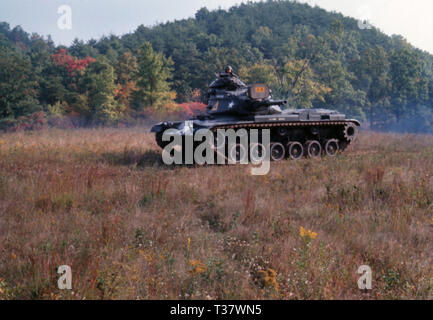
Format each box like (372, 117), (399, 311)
(0, 0), (433, 54)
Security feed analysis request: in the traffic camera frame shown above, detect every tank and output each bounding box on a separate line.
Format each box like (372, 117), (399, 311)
(151, 71), (360, 161)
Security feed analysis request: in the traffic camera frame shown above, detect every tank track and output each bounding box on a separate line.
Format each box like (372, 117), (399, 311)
(207, 120), (357, 161)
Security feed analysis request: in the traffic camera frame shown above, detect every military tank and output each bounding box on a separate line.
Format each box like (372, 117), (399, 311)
(151, 71), (360, 162)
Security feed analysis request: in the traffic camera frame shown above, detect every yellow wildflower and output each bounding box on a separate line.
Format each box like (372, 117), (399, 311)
(300, 226), (318, 240)
(300, 226), (307, 238)
(0, 140), (4, 145)
(188, 259), (207, 274)
(257, 268), (279, 292)
(187, 237), (191, 250)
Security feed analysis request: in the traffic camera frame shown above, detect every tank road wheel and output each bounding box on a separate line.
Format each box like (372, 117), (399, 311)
(228, 143), (248, 164)
(343, 123), (358, 142)
(287, 142), (304, 160)
(305, 140), (322, 158)
(278, 127), (288, 137)
(324, 139), (339, 157)
(250, 143), (267, 163)
(270, 143), (286, 162)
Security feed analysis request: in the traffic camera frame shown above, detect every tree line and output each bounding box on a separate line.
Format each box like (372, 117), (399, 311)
(1, 0), (433, 133)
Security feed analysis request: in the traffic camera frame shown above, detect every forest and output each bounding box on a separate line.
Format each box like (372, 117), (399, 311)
(1, 0), (433, 133)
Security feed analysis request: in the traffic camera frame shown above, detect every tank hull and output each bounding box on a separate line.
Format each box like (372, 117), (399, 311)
(151, 108), (360, 159)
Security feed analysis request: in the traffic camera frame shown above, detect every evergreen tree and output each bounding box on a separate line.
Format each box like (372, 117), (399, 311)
(78, 57), (120, 123)
(133, 42), (174, 109)
(115, 52), (138, 111)
(0, 47), (40, 119)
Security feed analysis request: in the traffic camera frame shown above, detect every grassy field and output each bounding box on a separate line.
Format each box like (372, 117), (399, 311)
(0, 128), (432, 300)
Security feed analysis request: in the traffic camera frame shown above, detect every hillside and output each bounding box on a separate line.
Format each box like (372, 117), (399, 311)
(1, 0), (433, 132)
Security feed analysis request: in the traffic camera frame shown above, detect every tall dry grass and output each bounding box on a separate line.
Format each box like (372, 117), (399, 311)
(0, 128), (432, 300)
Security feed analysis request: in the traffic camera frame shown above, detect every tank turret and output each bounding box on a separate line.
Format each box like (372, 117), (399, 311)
(206, 75), (287, 116)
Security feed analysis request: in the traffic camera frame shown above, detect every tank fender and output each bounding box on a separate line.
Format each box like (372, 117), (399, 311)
(151, 122), (165, 133)
(150, 121), (182, 133)
(348, 119), (361, 127)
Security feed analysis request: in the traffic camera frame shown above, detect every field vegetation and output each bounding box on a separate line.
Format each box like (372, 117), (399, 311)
(0, 128), (432, 299)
